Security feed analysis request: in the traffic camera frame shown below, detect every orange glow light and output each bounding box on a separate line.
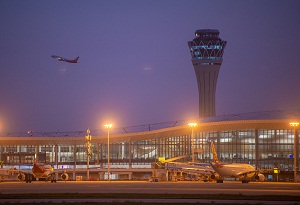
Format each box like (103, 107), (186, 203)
(188, 123), (197, 127)
(104, 124), (112, 129)
(289, 122), (299, 127)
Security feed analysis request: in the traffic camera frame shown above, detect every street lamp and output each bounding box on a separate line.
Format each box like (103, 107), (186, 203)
(104, 124), (112, 181)
(290, 122), (299, 183)
(85, 128), (92, 180)
(188, 123), (197, 163)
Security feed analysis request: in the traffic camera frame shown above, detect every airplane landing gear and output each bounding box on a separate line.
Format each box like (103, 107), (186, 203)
(241, 179), (250, 183)
(50, 174), (56, 183)
(51, 174), (57, 183)
(25, 173), (33, 183)
(45, 174), (57, 183)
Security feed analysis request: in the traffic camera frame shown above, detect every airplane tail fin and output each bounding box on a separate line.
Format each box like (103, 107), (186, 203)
(32, 163), (44, 173)
(74, 56), (79, 62)
(211, 141), (219, 163)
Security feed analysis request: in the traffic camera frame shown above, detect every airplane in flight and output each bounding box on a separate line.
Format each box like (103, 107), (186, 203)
(210, 141), (265, 183)
(51, 55), (79, 63)
(17, 163), (69, 183)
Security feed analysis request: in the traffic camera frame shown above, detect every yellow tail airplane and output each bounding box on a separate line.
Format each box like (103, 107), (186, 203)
(210, 141), (265, 183)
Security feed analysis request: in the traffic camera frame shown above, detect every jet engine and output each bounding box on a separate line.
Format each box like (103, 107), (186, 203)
(210, 172), (220, 181)
(61, 172), (69, 181)
(17, 173), (25, 181)
(255, 173), (265, 182)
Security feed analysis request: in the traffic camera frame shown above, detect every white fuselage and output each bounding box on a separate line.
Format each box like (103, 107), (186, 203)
(211, 163), (256, 178)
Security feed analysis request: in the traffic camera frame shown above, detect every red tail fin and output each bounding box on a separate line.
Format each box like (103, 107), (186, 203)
(74, 56), (79, 62)
(32, 163), (44, 174)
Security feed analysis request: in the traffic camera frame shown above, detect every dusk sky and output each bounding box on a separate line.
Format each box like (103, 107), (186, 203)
(1, 0), (300, 132)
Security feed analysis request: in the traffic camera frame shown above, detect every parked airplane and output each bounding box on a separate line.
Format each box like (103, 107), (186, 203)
(51, 55), (79, 63)
(17, 163), (69, 183)
(210, 141), (265, 183)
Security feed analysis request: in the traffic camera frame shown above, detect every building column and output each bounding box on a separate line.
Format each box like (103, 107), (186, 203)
(216, 132), (220, 160)
(121, 142), (125, 160)
(35, 145), (39, 163)
(128, 172), (132, 180)
(0, 146), (2, 164)
(255, 129), (259, 168)
(183, 135), (187, 155)
(73, 144), (76, 180)
(96, 144), (99, 165)
(294, 128), (299, 182)
(129, 141), (132, 168)
(51, 145), (54, 163)
(157, 138), (161, 160)
(100, 144), (103, 168)
(55, 145), (58, 169)
(99, 172), (105, 180)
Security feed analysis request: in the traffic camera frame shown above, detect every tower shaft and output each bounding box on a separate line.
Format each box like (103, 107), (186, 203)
(188, 29), (226, 118)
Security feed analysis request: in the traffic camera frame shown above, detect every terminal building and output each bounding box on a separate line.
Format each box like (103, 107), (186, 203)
(0, 110), (299, 181)
(0, 30), (299, 181)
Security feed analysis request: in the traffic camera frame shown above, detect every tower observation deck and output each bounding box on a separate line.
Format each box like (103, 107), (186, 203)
(188, 29), (227, 118)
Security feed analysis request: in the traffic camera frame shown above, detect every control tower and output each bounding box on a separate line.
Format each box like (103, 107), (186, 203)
(188, 29), (227, 118)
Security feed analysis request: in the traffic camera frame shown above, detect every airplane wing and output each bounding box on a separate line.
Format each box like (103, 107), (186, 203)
(51, 55), (59, 59)
(51, 55), (65, 61)
(183, 167), (210, 174)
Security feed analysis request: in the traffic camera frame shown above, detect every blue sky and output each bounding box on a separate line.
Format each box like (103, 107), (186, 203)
(1, 0), (300, 132)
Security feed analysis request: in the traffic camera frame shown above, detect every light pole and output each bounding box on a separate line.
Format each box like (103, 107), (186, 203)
(85, 128), (92, 180)
(104, 124), (112, 181)
(188, 123), (197, 163)
(290, 122), (299, 183)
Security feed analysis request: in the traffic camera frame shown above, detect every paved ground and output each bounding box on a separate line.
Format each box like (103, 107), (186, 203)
(0, 180), (299, 196)
(1, 198), (299, 204)
(0, 181), (300, 204)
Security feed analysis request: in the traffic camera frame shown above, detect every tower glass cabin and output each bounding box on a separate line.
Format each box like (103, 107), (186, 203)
(188, 29), (227, 118)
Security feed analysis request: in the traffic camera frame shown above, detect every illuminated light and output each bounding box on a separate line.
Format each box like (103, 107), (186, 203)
(289, 122), (299, 127)
(104, 124), (112, 129)
(188, 123), (197, 127)
(220, 138), (231, 143)
(158, 157), (165, 162)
